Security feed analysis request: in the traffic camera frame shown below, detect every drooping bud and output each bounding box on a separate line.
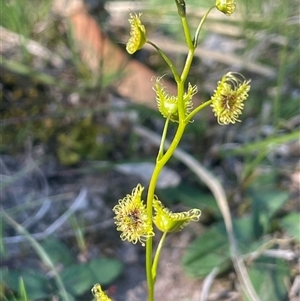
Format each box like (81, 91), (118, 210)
(91, 284), (112, 301)
(153, 197), (201, 233)
(126, 13), (147, 54)
(215, 0), (236, 16)
(174, 0), (186, 17)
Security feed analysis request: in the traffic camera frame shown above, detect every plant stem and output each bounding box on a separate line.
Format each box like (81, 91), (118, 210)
(181, 16), (193, 50)
(185, 99), (212, 123)
(180, 16), (195, 86)
(146, 123), (186, 301)
(157, 117), (170, 161)
(147, 41), (180, 82)
(152, 231), (168, 281)
(193, 6), (215, 47)
(177, 80), (186, 123)
(145, 7), (213, 300)
(146, 237), (154, 300)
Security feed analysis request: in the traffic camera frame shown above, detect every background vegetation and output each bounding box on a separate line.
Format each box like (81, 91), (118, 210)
(1, 0), (299, 300)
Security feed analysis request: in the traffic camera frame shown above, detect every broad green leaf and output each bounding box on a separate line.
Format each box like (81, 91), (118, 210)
(40, 237), (73, 266)
(158, 183), (220, 217)
(248, 188), (289, 237)
(182, 223), (231, 277)
(3, 269), (49, 300)
(60, 263), (94, 296)
(280, 213), (300, 242)
(89, 257), (123, 285)
(246, 257), (289, 301)
(183, 217), (271, 278)
(57, 290), (76, 301)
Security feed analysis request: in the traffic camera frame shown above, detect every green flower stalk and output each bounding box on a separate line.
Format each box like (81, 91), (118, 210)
(126, 13), (147, 54)
(91, 284), (112, 301)
(215, 0), (236, 15)
(108, 3), (252, 301)
(210, 72), (251, 125)
(112, 184), (154, 246)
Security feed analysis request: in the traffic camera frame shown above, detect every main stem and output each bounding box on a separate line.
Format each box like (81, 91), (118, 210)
(145, 12), (198, 301)
(145, 122), (186, 301)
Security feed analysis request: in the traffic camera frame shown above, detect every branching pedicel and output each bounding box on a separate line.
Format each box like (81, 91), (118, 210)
(92, 0), (251, 300)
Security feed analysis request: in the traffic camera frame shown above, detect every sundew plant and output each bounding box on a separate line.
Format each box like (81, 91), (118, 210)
(92, 0), (251, 300)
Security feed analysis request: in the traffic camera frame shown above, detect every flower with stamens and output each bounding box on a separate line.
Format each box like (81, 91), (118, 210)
(113, 184), (154, 246)
(91, 283), (112, 301)
(153, 197), (201, 233)
(215, 0), (236, 16)
(154, 77), (197, 122)
(210, 72), (251, 125)
(126, 13), (147, 54)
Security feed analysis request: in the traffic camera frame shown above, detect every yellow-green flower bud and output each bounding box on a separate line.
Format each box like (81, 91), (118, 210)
(126, 13), (147, 54)
(210, 72), (251, 125)
(153, 197), (201, 233)
(215, 0), (236, 16)
(91, 284), (112, 301)
(154, 77), (197, 122)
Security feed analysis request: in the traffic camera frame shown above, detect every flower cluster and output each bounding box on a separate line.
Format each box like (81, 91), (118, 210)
(126, 13), (147, 54)
(154, 77), (197, 122)
(210, 72), (251, 125)
(113, 185), (201, 243)
(112, 184), (154, 246)
(91, 283), (112, 301)
(106, 1), (253, 299)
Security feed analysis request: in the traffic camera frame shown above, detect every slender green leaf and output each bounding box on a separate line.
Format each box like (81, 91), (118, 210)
(221, 131), (299, 156)
(18, 278), (28, 301)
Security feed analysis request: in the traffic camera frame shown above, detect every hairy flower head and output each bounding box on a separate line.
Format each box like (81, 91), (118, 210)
(210, 72), (251, 125)
(216, 0), (236, 15)
(153, 197), (201, 233)
(126, 13), (147, 54)
(154, 77), (197, 122)
(91, 283), (112, 301)
(113, 184), (154, 246)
